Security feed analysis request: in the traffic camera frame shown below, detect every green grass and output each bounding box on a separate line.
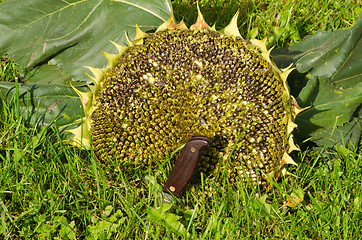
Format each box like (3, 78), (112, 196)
(173, 0), (361, 47)
(0, 57), (20, 83)
(1, 0), (362, 239)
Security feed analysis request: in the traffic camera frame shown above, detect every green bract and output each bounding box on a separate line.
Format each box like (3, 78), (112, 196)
(69, 8), (305, 186)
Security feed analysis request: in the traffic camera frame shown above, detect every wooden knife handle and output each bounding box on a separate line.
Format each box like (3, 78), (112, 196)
(162, 136), (210, 198)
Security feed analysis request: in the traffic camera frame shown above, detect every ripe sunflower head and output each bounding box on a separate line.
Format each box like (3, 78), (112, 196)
(68, 7), (305, 186)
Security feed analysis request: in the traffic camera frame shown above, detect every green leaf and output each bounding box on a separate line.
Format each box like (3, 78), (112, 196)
(87, 220), (121, 240)
(272, 26), (287, 39)
(354, 196), (361, 209)
(272, 16), (362, 148)
(25, 65), (72, 86)
(103, 205), (113, 217)
(0, 0), (172, 83)
(0, 82), (85, 132)
(247, 28), (258, 39)
(147, 203), (188, 237)
(295, 77), (362, 147)
(335, 143), (355, 159)
(285, 187), (304, 207)
(249, 194), (278, 218)
(310, 117), (361, 149)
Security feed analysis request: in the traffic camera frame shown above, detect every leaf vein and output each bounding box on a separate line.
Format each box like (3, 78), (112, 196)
(49, 0), (103, 41)
(112, 0), (166, 21)
(303, 95), (362, 113)
(20, 0), (88, 30)
(334, 72), (362, 84)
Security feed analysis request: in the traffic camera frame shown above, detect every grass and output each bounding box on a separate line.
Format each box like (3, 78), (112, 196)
(1, 0), (362, 239)
(173, 0), (361, 47)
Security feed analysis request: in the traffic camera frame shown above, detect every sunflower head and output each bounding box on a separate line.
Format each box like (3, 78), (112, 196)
(68, 6), (306, 186)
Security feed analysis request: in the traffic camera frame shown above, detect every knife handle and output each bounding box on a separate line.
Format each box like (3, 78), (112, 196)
(162, 136), (210, 198)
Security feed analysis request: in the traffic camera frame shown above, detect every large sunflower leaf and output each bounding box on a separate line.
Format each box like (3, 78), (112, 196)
(294, 76), (362, 148)
(272, 15), (362, 148)
(0, 0), (172, 83)
(0, 82), (86, 133)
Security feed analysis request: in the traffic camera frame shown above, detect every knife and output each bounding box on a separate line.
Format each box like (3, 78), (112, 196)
(161, 136), (210, 203)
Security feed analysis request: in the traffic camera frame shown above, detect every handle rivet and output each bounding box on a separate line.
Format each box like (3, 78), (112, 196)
(169, 186), (175, 192)
(190, 147), (196, 153)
